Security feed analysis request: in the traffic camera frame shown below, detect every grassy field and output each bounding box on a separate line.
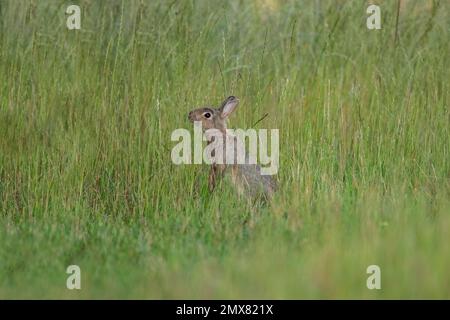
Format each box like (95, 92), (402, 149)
(0, 0), (449, 299)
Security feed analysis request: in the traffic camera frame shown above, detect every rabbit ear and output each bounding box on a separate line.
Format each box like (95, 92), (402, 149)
(218, 96), (239, 119)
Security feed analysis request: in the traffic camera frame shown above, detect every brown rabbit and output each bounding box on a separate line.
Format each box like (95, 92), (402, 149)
(188, 96), (277, 200)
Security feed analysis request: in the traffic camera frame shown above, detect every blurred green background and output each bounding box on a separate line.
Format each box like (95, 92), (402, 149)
(0, 0), (449, 298)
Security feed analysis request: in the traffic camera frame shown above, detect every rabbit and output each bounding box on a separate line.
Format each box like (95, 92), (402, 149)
(188, 96), (277, 200)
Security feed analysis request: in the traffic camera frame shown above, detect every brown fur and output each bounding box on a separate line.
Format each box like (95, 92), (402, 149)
(188, 96), (277, 199)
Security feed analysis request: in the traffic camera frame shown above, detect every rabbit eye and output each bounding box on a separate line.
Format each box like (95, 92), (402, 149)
(203, 112), (211, 119)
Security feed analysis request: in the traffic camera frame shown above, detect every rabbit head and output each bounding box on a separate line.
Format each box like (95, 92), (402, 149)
(188, 96), (239, 132)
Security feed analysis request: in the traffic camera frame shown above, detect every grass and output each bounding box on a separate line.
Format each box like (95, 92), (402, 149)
(0, 0), (449, 299)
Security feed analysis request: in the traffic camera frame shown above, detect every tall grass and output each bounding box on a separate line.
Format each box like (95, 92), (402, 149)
(0, 0), (449, 298)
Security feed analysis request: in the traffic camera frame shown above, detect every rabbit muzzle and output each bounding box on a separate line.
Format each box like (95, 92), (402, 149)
(188, 111), (195, 122)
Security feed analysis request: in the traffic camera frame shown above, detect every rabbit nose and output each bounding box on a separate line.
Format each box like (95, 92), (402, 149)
(188, 111), (193, 121)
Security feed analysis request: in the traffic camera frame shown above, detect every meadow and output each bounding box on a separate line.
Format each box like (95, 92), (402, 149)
(0, 0), (449, 299)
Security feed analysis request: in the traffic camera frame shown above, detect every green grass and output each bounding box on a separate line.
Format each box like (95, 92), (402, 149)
(0, 0), (449, 299)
